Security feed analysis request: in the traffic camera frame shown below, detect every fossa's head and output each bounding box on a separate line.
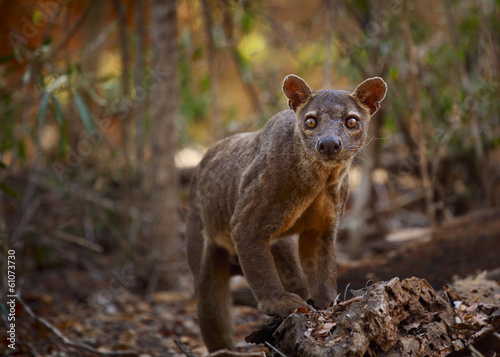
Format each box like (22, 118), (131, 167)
(282, 74), (387, 166)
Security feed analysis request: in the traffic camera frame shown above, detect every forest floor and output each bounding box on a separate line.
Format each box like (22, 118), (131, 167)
(4, 252), (499, 357)
(1, 253), (268, 357)
(2, 209), (500, 356)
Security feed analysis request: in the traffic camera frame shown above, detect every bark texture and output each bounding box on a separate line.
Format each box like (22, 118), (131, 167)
(150, 0), (179, 288)
(247, 275), (500, 356)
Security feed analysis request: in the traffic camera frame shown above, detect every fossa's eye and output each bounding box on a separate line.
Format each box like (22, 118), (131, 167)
(346, 117), (359, 129)
(305, 116), (317, 129)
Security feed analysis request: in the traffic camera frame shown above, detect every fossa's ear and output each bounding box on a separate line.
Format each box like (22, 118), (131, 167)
(352, 77), (387, 116)
(282, 74), (313, 111)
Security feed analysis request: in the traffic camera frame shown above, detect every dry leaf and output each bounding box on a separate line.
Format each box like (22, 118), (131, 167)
(295, 306), (309, 314)
(404, 322), (421, 331)
(465, 303), (479, 312)
(324, 322), (336, 330)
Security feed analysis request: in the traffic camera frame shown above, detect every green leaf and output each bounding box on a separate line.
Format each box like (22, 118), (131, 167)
(51, 95), (64, 126)
(37, 91), (50, 127)
(0, 183), (18, 199)
(73, 90), (94, 132)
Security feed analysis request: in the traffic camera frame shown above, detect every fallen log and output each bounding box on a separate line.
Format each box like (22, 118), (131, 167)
(338, 208), (500, 292)
(246, 274), (500, 356)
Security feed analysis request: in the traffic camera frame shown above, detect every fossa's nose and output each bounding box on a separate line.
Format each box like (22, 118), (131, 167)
(317, 136), (342, 156)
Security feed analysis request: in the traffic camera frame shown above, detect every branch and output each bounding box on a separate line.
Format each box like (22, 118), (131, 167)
(265, 341), (286, 357)
(221, 10), (263, 122)
(174, 336), (198, 357)
(208, 349), (262, 357)
(51, 0), (97, 55)
(40, 2), (64, 45)
(50, 229), (104, 253)
(246, 5), (298, 58)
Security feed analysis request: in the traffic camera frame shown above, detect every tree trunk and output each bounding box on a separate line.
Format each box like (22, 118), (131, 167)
(135, 0), (146, 173)
(149, 0), (179, 290)
(201, 0), (222, 142)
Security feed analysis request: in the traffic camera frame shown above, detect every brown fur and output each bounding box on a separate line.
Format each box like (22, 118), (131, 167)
(186, 75), (387, 352)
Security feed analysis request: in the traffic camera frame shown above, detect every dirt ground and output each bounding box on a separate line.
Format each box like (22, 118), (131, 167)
(4, 252), (499, 357)
(1, 255), (268, 357)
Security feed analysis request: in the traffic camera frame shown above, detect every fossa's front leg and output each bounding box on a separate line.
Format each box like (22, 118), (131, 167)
(271, 238), (311, 300)
(299, 228), (338, 308)
(232, 226), (310, 317)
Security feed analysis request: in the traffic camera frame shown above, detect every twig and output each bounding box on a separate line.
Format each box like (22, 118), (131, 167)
(245, 5), (298, 59)
(51, 230), (104, 253)
(442, 284), (461, 304)
(68, 181), (152, 222)
(40, 1), (63, 45)
(221, 10), (263, 123)
(25, 341), (41, 357)
(17, 293), (139, 356)
(27, 172), (150, 222)
(468, 344), (486, 357)
(83, 204), (96, 243)
(343, 283), (351, 302)
(174, 336), (198, 357)
(265, 341), (287, 357)
(338, 295), (363, 307)
(208, 349), (262, 357)
(51, 0), (97, 55)
(11, 197), (41, 245)
(93, 205), (137, 262)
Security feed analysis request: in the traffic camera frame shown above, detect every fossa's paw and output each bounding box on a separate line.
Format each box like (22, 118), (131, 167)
(258, 292), (311, 318)
(310, 293), (336, 310)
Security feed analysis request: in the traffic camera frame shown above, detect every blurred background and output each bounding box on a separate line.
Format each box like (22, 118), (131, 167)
(0, 0), (499, 355)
